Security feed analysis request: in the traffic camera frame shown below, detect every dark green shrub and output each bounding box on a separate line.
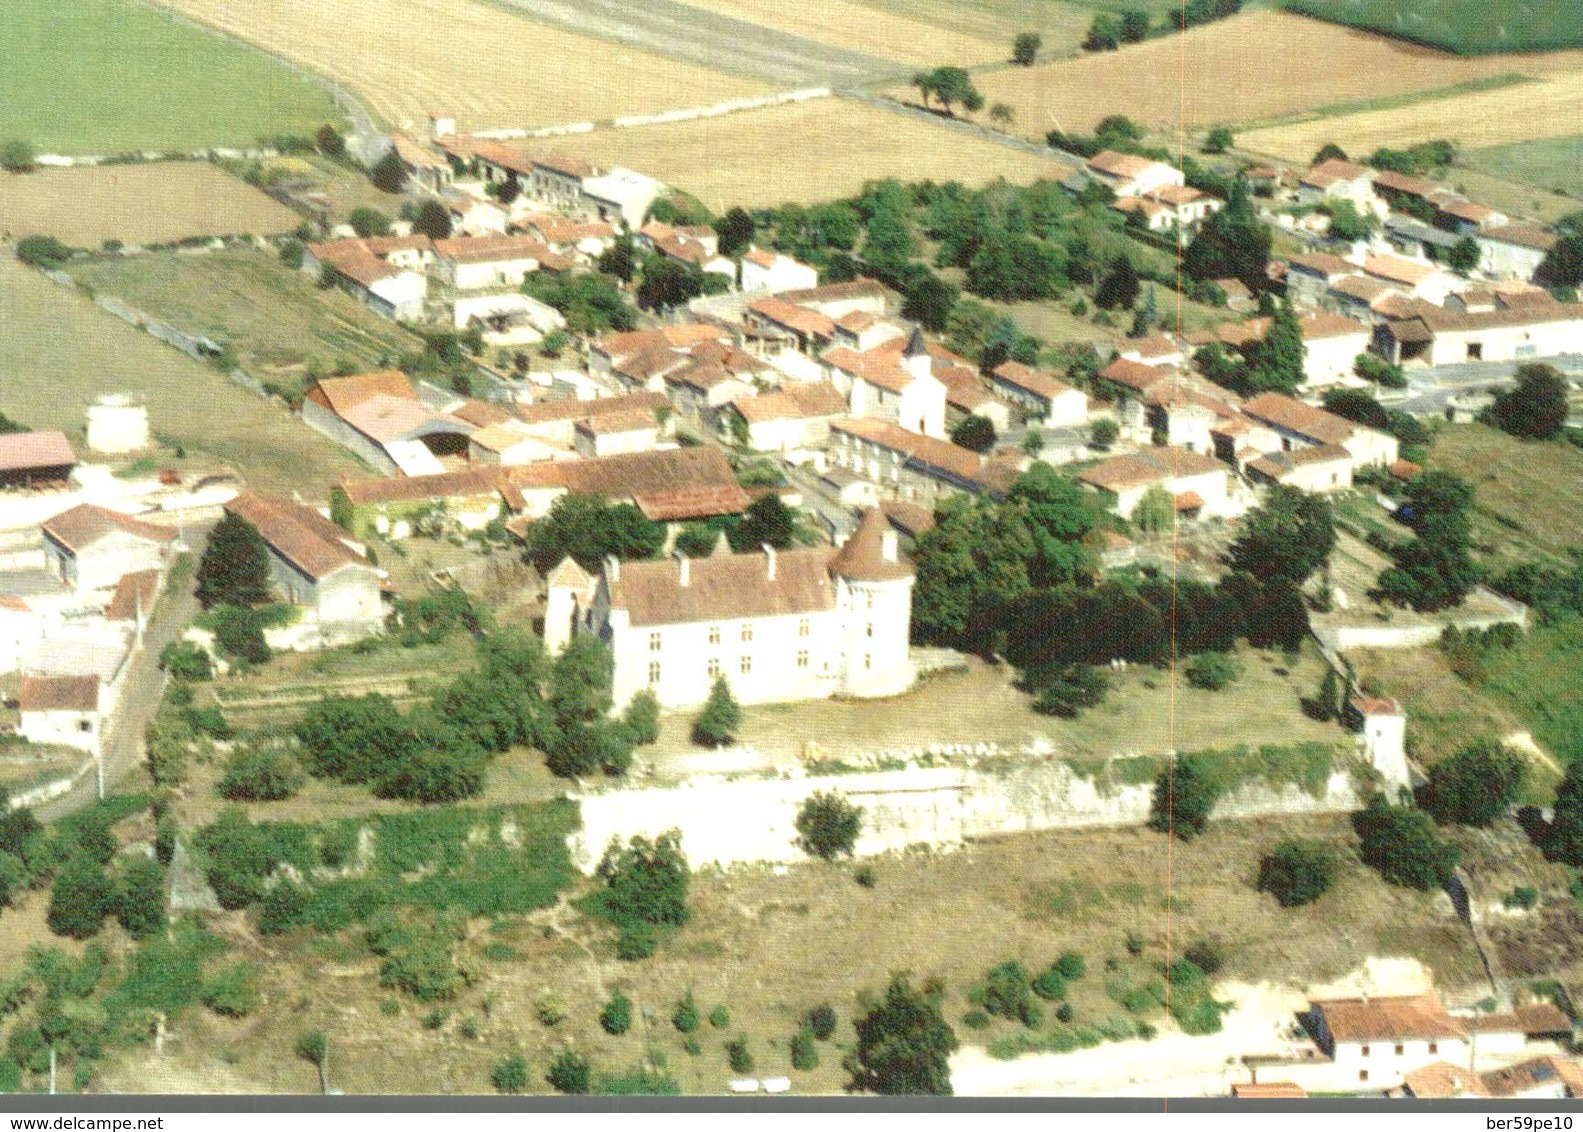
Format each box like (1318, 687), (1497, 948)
(547, 1050), (590, 1094)
(46, 855), (115, 939)
(1183, 940), (1224, 977)
(807, 1003), (837, 1040)
(600, 993), (632, 1035)
(616, 923), (658, 961)
(673, 990), (700, 1033)
(962, 1009), (991, 1030)
(790, 1026), (819, 1071)
(1055, 952), (1087, 980)
(491, 1054), (529, 1094)
(256, 881), (307, 935)
(709, 1004), (730, 1030)
(1185, 651), (1240, 691)
(725, 1035), (753, 1074)
(1016, 998), (1044, 1029)
(1031, 968), (1067, 1001)
(115, 857), (167, 939)
(1056, 1002), (1074, 1023)
(218, 744), (305, 802)
(295, 1031), (327, 1066)
(795, 791), (864, 859)
(201, 962), (259, 1017)
(1257, 839), (1338, 907)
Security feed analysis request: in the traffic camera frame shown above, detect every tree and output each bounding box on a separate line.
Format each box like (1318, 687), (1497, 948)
(1229, 486), (1335, 585)
(623, 690), (661, 747)
(1242, 299), (1305, 394)
(1448, 236), (1480, 275)
(912, 67), (982, 116)
(1184, 177), (1271, 292)
(1185, 651), (1240, 691)
(715, 207), (753, 257)
(598, 235), (636, 283)
(1203, 126), (1234, 154)
(1313, 143), (1348, 165)
(491, 1055), (529, 1094)
(15, 235), (71, 269)
(1120, 9), (1150, 42)
(1131, 484), (1174, 535)
(1088, 418), (1119, 451)
(692, 677), (741, 746)
(599, 831), (690, 930)
(1488, 363), (1568, 441)
(1420, 739), (1526, 827)
(1323, 200), (1374, 242)
(847, 975), (958, 1095)
(413, 200), (452, 240)
(950, 415), (997, 454)
(1353, 796), (1460, 891)
(115, 858), (167, 939)
(901, 274), (958, 332)
(636, 257), (704, 311)
(219, 743), (306, 801)
(547, 1051), (590, 1094)
(348, 208), (392, 238)
(1094, 258), (1140, 310)
(796, 792), (863, 859)
(1148, 755), (1220, 840)
(195, 511), (273, 610)
(1545, 761), (1583, 865)
(1026, 662), (1108, 717)
(370, 151), (407, 194)
(600, 993), (633, 1035)
(1375, 471), (1479, 612)
(294, 693), (418, 785)
(989, 103), (1016, 129)
(808, 1004), (838, 1040)
(47, 854), (116, 939)
(1084, 13), (1122, 50)
(734, 493), (798, 550)
(1, 140), (37, 173)
(1537, 233), (1583, 289)
(315, 125), (346, 160)
(1012, 32), (1042, 65)
(1257, 839), (1338, 907)
(523, 493), (665, 572)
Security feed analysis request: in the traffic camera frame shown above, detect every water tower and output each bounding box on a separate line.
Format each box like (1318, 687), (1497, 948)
(86, 393), (149, 454)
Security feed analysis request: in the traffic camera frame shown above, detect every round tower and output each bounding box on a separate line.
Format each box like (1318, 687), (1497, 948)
(830, 507), (915, 698)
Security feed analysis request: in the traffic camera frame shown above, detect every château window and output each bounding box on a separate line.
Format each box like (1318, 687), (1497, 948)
(649, 631), (662, 652)
(797, 650), (809, 669)
(866, 622), (873, 638)
(864, 654), (871, 670)
(648, 661), (660, 685)
(707, 658), (720, 678)
(708, 625), (720, 645)
(740, 655), (752, 675)
(798, 619), (810, 637)
(741, 624), (753, 643)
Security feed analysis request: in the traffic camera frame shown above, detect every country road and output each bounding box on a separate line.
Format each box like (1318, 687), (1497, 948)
(481, 0), (906, 88)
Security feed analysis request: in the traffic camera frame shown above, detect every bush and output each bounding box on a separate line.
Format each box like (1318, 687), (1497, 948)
(1419, 739), (1526, 828)
(16, 235), (71, 269)
(790, 1026), (819, 1071)
(725, 1035), (754, 1074)
(807, 1003), (837, 1040)
(600, 993), (633, 1035)
(1183, 939), (1224, 977)
(1185, 651), (1240, 691)
(159, 641), (213, 682)
(218, 744), (305, 802)
(1148, 756), (1220, 841)
(980, 960), (1032, 1020)
(1016, 998), (1044, 1029)
(1056, 1002), (1074, 1023)
(47, 855), (115, 939)
(854, 865), (877, 888)
(795, 791), (864, 859)
(1028, 663), (1109, 717)
(622, 690), (661, 747)
(1353, 796), (1460, 891)
(1088, 418), (1119, 450)
(115, 857), (167, 939)
(1504, 885), (1539, 910)
(1031, 968), (1067, 1001)
(256, 881), (308, 935)
(547, 1051), (590, 1094)
(1257, 839), (1337, 907)
(692, 677), (742, 746)
(709, 1004), (730, 1030)
(616, 922), (658, 961)
(491, 1054), (529, 1094)
(1055, 952), (1087, 980)
(295, 1031), (327, 1066)
(201, 962), (259, 1017)
(962, 1009), (991, 1030)
(673, 990), (701, 1033)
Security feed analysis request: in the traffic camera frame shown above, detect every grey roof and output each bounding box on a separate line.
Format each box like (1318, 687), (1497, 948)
(902, 325), (928, 359)
(1384, 216), (1463, 251)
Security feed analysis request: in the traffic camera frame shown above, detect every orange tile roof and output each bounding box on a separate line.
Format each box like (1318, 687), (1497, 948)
(1098, 358), (1175, 393)
(1313, 993), (1460, 1042)
(104, 569), (160, 622)
(20, 674), (99, 714)
(226, 492), (369, 582)
(1364, 254), (1436, 287)
(1089, 150), (1160, 179)
(0, 430), (77, 473)
(518, 391), (669, 426)
(831, 418), (984, 483)
(1241, 393), (1360, 446)
(1078, 446), (1228, 492)
(830, 505), (913, 582)
(433, 235), (554, 265)
(41, 504), (176, 552)
(1231, 1081), (1306, 1098)
(305, 370), (417, 417)
(749, 297), (836, 340)
(1402, 1061), (1487, 1098)
(1289, 251), (1357, 278)
(1481, 224), (1558, 252)
(1301, 158), (1373, 187)
(990, 360), (1075, 402)
(729, 382), (847, 424)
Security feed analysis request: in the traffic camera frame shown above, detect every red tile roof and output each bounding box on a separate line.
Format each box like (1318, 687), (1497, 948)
(1240, 393), (1360, 446)
(1313, 993), (1463, 1043)
(225, 492), (369, 582)
(1301, 158), (1373, 188)
(305, 370), (417, 417)
(41, 504), (176, 552)
(990, 360), (1076, 402)
(609, 547), (837, 627)
(830, 505), (913, 581)
(729, 382), (847, 424)
(0, 431), (77, 474)
(1231, 1082), (1307, 1098)
(1078, 446), (1228, 492)
(104, 569), (160, 622)
(1481, 224), (1558, 252)
(20, 674), (100, 713)
(749, 296), (836, 340)
(831, 419), (984, 483)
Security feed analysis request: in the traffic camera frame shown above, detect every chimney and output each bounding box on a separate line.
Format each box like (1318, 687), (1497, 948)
(881, 528), (899, 564)
(762, 543), (776, 580)
(673, 550), (690, 587)
(605, 554), (620, 582)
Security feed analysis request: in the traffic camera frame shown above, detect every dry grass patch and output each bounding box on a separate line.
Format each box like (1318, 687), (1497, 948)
(515, 99), (1075, 211)
(674, 0), (1005, 67)
(151, 0), (768, 133)
(1345, 646), (1517, 767)
(0, 163), (300, 247)
(965, 10), (1580, 138)
(1429, 423), (1583, 567)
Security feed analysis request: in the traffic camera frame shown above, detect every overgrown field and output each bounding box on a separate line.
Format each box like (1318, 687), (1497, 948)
(0, 256), (362, 494)
(65, 249), (423, 398)
(1239, 69), (1583, 165)
(1, 0), (337, 154)
(965, 10), (1566, 136)
(508, 100), (1074, 211)
(149, 0), (768, 133)
(1285, 0), (1583, 54)
(1459, 135), (1583, 203)
(0, 164), (302, 248)
(1429, 424), (1583, 570)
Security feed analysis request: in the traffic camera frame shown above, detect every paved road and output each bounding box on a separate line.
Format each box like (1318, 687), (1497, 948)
(37, 532), (207, 821)
(481, 0), (907, 88)
(1397, 355), (1583, 415)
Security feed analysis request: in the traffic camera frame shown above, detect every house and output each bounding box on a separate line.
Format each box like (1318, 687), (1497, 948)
(1325, 274), (1408, 326)
(391, 133), (451, 194)
(225, 493), (383, 643)
(720, 382), (847, 453)
(1378, 299), (1583, 367)
(1085, 151), (1184, 199)
(18, 674), (103, 755)
(660, 343), (768, 423)
(512, 391), (672, 451)
(987, 361), (1088, 427)
(447, 194), (510, 237)
(1287, 251), (1361, 309)
(822, 327), (950, 439)
(573, 410), (663, 458)
(740, 246), (819, 295)
(1239, 392), (1400, 468)
(302, 235), (435, 322)
(1214, 278), (1257, 312)
(1114, 184), (1223, 233)
(1196, 311), (1372, 388)
(1246, 443), (1354, 492)
(649, 224), (734, 279)
(588, 325), (731, 382)
(1118, 334), (1187, 368)
(545, 506), (914, 709)
(503, 446), (751, 524)
(527, 153), (600, 215)
(1296, 159), (1381, 214)
(430, 235), (564, 295)
(518, 215), (616, 261)
(580, 167), (663, 229)
(301, 371), (477, 476)
(748, 296), (837, 359)
(40, 504), (175, 593)
(1382, 216), (1467, 265)
(829, 418), (999, 505)
(1361, 253), (1454, 305)
(0, 431), (77, 490)
(333, 468), (510, 540)
(1076, 446), (1239, 520)
(1476, 225), (1560, 281)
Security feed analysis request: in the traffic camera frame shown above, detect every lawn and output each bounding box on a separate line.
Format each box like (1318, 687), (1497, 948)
(65, 248), (423, 397)
(0, 164), (303, 248)
(1, 0), (337, 155)
(1458, 135), (1583, 204)
(1429, 423), (1583, 569)
(0, 255), (363, 494)
(1284, 0), (1583, 54)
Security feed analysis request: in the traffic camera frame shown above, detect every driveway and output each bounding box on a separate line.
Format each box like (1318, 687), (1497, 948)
(1397, 354), (1583, 416)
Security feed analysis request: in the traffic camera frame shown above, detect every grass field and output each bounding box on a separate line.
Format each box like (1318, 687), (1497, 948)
(1459, 136), (1583, 203)
(854, 0), (1182, 52)
(2, 0), (337, 155)
(0, 256), (362, 494)
(1285, 0), (1583, 55)
(64, 248), (423, 394)
(1240, 69), (1583, 165)
(82, 809), (1494, 1094)
(0, 164), (302, 247)
(1439, 166), (1582, 226)
(151, 0), (768, 134)
(510, 100), (1074, 211)
(673, 0), (1015, 67)
(1428, 424), (1583, 569)
(967, 10), (1580, 137)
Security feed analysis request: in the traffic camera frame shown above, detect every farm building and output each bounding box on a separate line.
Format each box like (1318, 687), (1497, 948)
(1076, 447), (1240, 520)
(224, 492), (383, 644)
(740, 246), (819, 295)
(828, 418), (1004, 505)
(333, 469), (510, 540)
(0, 432), (77, 490)
(720, 382), (848, 454)
(18, 674), (104, 756)
(1238, 393), (1399, 469)
(1192, 311), (1371, 389)
(40, 504), (176, 594)
(301, 371), (477, 476)
(1085, 151), (1183, 199)
(1377, 299), (1583, 367)
(545, 506), (914, 710)
(1476, 225), (1560, 282)
(987, 361), (1088, 427)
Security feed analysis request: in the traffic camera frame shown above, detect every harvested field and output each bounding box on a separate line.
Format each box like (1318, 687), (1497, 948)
(1240, 70), (1583, 164)
(513, 100), (1075, 210)
(0, 256), (362, 494)
(3, 0), (336, 155)
(150, 0), (768, 134)
(966, 10), (1581, 137)
(0, 163), (300, 248)
(64, 249), (422, 397)
(674, 0), (1006, 67)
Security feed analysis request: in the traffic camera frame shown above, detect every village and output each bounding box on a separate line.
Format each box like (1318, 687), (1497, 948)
(4, 0), (1583, 1105)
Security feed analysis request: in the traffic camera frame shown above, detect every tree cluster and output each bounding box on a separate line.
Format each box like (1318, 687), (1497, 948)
(1352, 795), (1460, 891)
(1374, 470), (1479, 612)
(1486, 363), (1568, 441)
(910, 67), (984, 116)
(594, 831), (690, 960)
